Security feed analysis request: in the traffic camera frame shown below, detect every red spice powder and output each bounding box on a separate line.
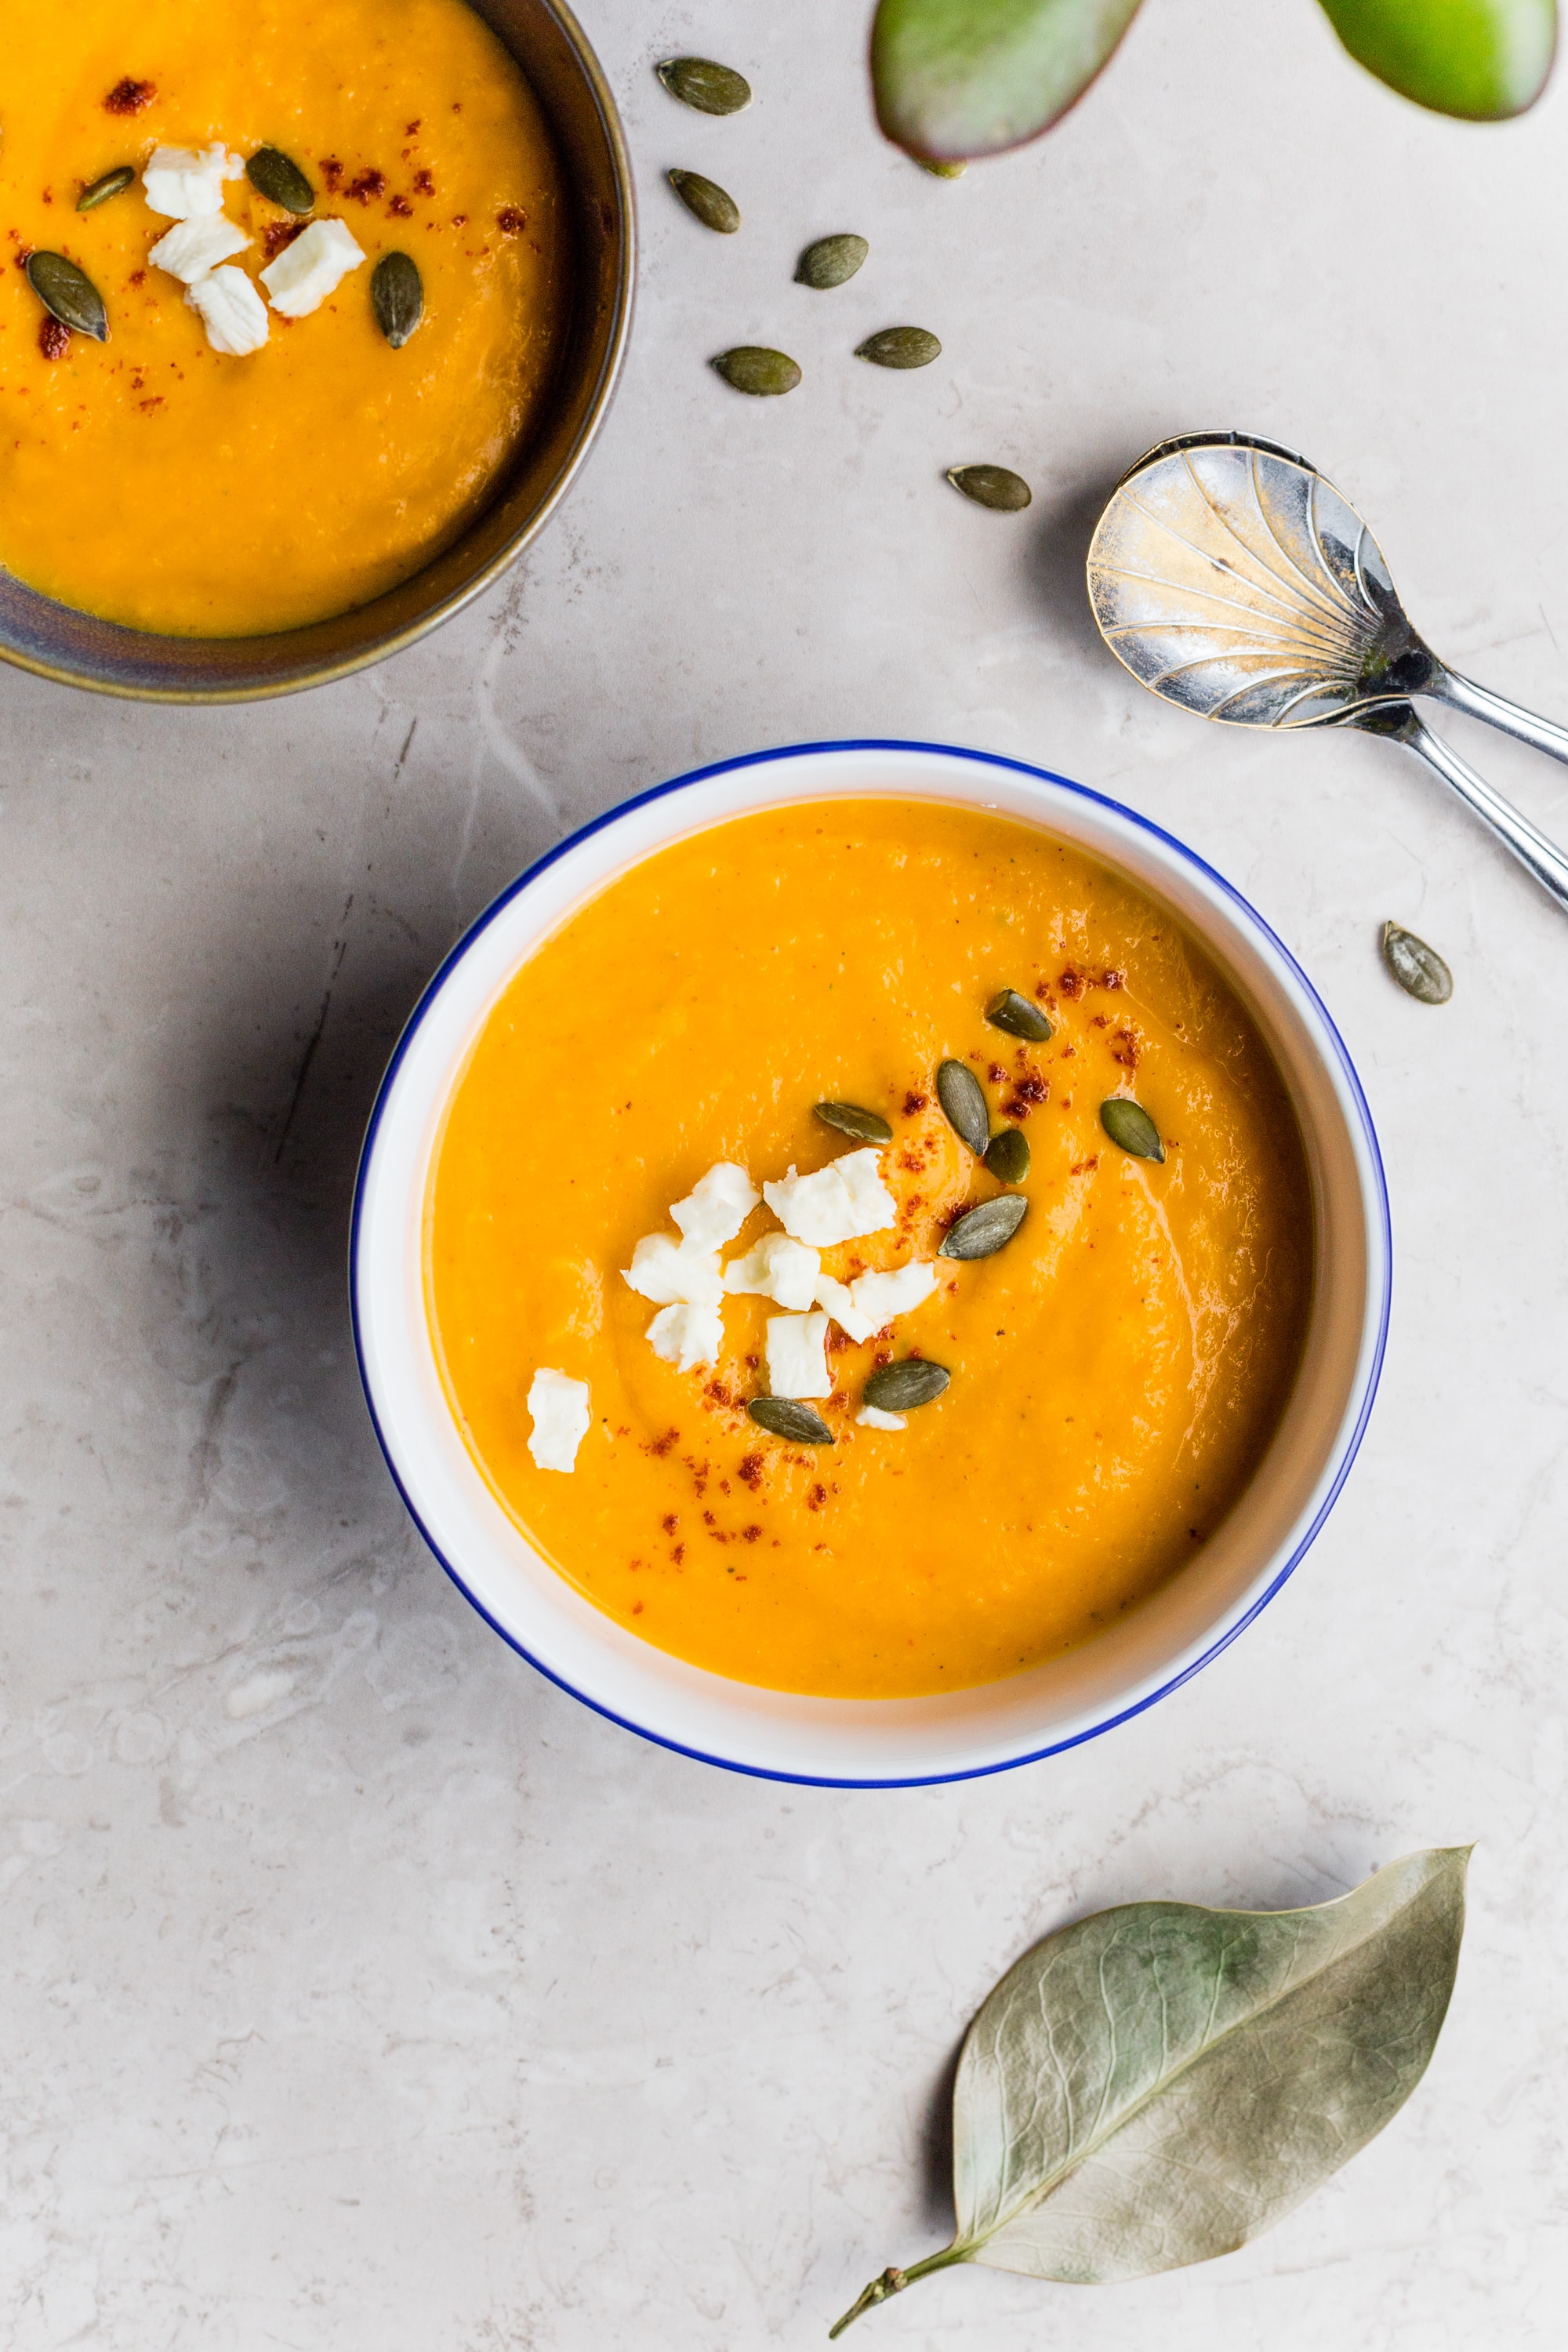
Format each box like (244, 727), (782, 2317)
(902, 1091), (927, 1115)
(38, 317), (70, 361)
(496, 205), (525, 234)
(648, 1427), (679, 1458)
(1058, 967), (1085, 1000)
(389, 194), (413, 218)
(405, 119), (423, 136)
(128, 268), (146, 288)
(104, 78), (156, 115)
(738, 1453), (764, 1490)
(262, 220), (306, 261)
(1111, 1029), (1138, 1069)
(347, 169), (387, 204)
(413, 169), (435, 197)
(320, 158), (344, 190)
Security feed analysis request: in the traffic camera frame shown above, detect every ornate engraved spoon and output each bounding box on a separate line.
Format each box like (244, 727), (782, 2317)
(1087, 432), (1568, 911)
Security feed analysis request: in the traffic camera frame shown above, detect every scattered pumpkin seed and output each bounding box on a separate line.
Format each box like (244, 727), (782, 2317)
(985, 987), (1051, 1041)
(921, 158), (967, 177)
(668, 167), (740, 233)
(984, 1128), (1030, 1185)
(815, 1101), (893, 1145)
(1381, 920), (1452, 1005)
(712, 345), (800, 395)
(656, 56), (753, 114)
(795, 232), (869, 289)
(25, 252), (107, 342)
(371, 252), (423, 348)
(748, 1396), (834, 1444)
(863, 1359), (950, 1412)
(77, 165), (135, 213)
(936, 1058), (989, 1154)
(939, 1194), (1029, 1260)
(247, 146), (314, 214)
(856, 325), (941, 369)
(1100, 1098), (1165, 1161)
(948, 463), (1033, 512)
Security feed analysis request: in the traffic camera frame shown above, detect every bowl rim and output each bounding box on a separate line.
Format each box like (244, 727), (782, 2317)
(350, 739), (1392, 1787)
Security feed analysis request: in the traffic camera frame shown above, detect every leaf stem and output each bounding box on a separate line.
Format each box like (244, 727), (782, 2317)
(828, 2247), (967, 2337)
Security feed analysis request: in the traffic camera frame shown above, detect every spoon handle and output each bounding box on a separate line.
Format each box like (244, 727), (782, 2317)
(1399, 711), (1568, 913)
(1430, 667), (1568, 769)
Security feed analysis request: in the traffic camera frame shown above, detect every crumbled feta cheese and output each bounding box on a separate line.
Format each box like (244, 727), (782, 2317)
(261, 216), (367, 317)
(646, 1301), (724, 1374)
(849, 1261), (939, 1327)
(526, 1367), (590, 1472)
(671, 1161), (759, 1251)
(812, 1272), (877, 1345)
(857, 1404), (907, 1432)
(765, 1311), (831, 1400)
(143, 143), (245, 220)
(622, 1232), (724, 1307)
(149, 213), (250, 285)
(763, 1148), (896, 1247)
(186, 267), (270, 357)
(724, 1230), (821, 1311)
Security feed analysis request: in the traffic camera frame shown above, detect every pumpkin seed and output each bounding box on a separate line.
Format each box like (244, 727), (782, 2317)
(948, 463), (1033, 512)
(983, 1128), (1029, 1185)
(863, 1359), (949, 1412)
(748, 1396), (834, 1444)
(656, 56), (753, 115)
(795, 232), (868, 289)
(856, 325), (941, 368)
(921, 158), (967, 177)
(815, 1100), (892, 1145)
(1381, 920), (1452, 1005)
(247, 146), (314, 214)
(936, 1058), (989, 1155)
(25, 252), (107, 342)
(985, 987), (1051, 1041)
(1100, 1098), (1164, 1162)
(712, 345), (800, 396)
(668, 168), (740, 233)
(371, 252), (423, 348)
(939, 1193), (1029, 1260)
(77, 165), (135, 213)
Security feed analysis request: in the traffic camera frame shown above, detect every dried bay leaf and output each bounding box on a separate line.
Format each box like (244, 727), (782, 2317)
(830, 1847), (1468, 2335)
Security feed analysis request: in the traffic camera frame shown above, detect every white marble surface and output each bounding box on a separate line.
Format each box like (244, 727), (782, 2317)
(5, 2), (1568, 2343)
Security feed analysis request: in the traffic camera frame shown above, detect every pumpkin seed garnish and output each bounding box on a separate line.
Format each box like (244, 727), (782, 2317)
(247, 146), (314, 214)
(748, 1396), (834, 1444)
(863, 1359), (949, 1412)
(948, 463), (1033, 512)
(856, 325), (941, 369)
(939, 1194), (1029, 1261)
(25, 252), (107, 343)
(371, 252), (423, 348)
(1381, 920), (1453, 1005)
(815, 1101), (893, 1145)
(668, 168), (740, 234)
(77, 165), (135, 213)
(712, 345), (800, 396)
(985, 987), (1051, 1041)
(921, 158), (967, 178)
(936, 1058), (989, 1155)
(656, 56), (753, 115)
(1100, 1098), (1165, 1162)
(795, 232), (868, 289)
(983, 1128), (1029, 1185)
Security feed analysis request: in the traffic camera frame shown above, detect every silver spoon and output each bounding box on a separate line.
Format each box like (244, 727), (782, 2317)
(1086, 431), (1568, 911)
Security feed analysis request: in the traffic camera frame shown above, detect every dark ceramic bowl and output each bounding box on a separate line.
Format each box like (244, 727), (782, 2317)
(0, 0), (633, 703)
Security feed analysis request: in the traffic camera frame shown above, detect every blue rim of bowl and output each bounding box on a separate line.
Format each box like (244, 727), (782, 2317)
(350, 739), (1392, 1788)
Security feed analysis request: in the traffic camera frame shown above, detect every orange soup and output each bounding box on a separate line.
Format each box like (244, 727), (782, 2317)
(0, 0), (568, 635)
(428, 801), (1314, 1700)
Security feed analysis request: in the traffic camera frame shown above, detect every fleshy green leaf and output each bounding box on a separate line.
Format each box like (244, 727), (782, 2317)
(831, 1849), (1468, 2333)
(871, 0), (1146, 159)
(1316, 0), (1555, 118)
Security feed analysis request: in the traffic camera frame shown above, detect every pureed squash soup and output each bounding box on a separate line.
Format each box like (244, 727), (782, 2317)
(0, 0), (568, 636)
(428, 800), (1314, 1702)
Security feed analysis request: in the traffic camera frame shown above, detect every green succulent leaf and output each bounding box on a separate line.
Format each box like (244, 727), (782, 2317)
(871, 0), (1146, 159)
(1316, 0), (1555, 118)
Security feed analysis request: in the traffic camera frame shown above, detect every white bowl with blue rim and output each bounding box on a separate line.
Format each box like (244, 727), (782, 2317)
(351, 741), (1390, 1786)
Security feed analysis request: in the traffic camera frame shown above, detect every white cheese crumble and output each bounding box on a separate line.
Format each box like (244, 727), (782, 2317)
(261, 217), (367, 317)
(670, 1162), (759, 1252)
(724, 1230), (821, 1311)
(149, 214), (250, 285)
(646, 1301), (724, 1374)
(815, 1259), (938, 1345)
(765, 1311), (831, 1400)
(143, 143), (245, 221)
(186, 267), (270, 357)
(763, 1148), (896, 1247)
(857, 1403), (907, 1432)
(622, 1232), (724, 1308)
(526, 1368), (590, 1473)
(811, 1272), (875, 1345)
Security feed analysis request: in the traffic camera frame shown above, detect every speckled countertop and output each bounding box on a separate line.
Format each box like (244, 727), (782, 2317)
(5, 3), (1568, 2344)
